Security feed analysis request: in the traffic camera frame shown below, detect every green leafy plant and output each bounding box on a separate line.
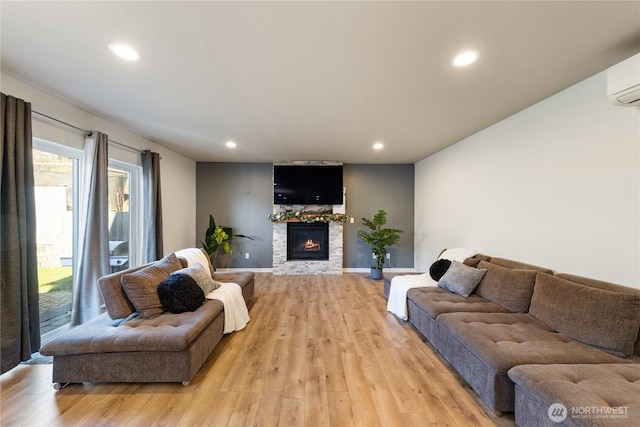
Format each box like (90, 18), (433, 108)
(358, 209), (403, 270)
(201, 215), (253, 264)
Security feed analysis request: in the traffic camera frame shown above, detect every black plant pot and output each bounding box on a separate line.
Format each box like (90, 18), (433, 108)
(370, 267), (383, 280)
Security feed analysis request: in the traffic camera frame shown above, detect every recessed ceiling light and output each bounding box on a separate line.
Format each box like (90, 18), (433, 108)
(225, 141), (237, 148)
(108, 43), (141, 61)
(373, 142), (384, 150)
(452, 51), (478, 67)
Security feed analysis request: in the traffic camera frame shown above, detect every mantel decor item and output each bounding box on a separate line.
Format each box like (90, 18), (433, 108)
(201, 215), (253, 267)
(268, 209), (347, 223)
(358, 209), (403, 280)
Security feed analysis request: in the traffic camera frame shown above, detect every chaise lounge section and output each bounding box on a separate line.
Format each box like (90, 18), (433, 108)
(40, 249), (254, 388)
(509, 363), (640, 427)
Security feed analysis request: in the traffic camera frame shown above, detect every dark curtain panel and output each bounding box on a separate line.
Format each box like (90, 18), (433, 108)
(70, 132), (110, 326)
(141, 150), (163, 262)
(0, 93), (40, 374)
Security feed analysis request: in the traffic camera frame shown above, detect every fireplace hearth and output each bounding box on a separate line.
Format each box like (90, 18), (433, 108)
(287, 222), (329, 261)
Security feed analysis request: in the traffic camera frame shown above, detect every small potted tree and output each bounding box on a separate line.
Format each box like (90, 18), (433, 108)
(358, 209), (403, 280)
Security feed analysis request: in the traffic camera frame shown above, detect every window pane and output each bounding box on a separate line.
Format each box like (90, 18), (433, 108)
(33, 149), (75, 336)
(108, 167), (130, 272)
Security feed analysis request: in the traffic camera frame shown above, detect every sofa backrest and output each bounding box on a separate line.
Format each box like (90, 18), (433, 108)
(462, 253), (491, 267)
(556, 273), (640, 358)
(474, 260), (539, 313)
(466, 255), (552, 312)
(530, 272), (640, 358)
(488, 257), (554, 274)
(98, 263), (149, 320)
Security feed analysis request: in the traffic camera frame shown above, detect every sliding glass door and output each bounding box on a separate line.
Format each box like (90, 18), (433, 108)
(33, 140), (80, 337)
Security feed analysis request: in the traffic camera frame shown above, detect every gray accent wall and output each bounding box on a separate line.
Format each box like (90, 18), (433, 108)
(196, 163), (273, 269)
(196, 162), (414, 269)
(343, 164), (414, 268)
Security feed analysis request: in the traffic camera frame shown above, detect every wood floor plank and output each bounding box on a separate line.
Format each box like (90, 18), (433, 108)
(254, 390), (284, 426)
(0, 273), (515, 427)
(321, 337), (348, 393)
(327, 391), (356, 427)
(278, 398), (305, 427)
(303, 338), (329, 427)
(340, 341), (382, 427)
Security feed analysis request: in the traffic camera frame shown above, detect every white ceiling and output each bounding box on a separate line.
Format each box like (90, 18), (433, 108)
(2, 1), (639, 163)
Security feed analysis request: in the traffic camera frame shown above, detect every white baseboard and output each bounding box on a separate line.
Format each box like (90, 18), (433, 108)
(215, 267), (419, 274)
(215, 267), (273, 273)
(342, 268), (419, 273)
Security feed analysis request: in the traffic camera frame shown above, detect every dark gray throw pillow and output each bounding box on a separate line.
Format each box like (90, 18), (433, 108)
(429, 258), (452, 281)
(157, 273), (205, 314)
(438, 261), (487, 297)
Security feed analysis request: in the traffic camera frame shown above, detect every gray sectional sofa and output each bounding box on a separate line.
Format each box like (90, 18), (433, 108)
(384, 254), (640, 425)
(40, 251), (254, 388)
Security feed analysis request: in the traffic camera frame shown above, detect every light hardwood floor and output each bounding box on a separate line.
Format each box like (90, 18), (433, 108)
(1, 273), (516, 427)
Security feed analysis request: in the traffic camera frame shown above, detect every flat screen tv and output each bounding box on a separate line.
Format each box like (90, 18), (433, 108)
(273, 164), (343, 205)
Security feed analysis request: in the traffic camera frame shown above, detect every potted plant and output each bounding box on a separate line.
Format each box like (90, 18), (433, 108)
(201, 214), (253, 268)
(358, 209), (403, 280)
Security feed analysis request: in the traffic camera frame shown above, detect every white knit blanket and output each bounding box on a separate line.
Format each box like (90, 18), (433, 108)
(206, 282), (250, 334)
(175, 248), (249, 333)
(386, 248), (479, 320)
(174, 247), (210, 269)
(387, 274), (437, 320)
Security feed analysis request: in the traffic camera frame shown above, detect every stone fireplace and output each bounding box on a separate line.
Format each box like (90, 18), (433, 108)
(272, 210), (343, 275)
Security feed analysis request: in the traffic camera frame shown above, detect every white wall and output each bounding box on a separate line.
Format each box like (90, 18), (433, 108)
(415, 71), (640, 288)
(1, 73), (197, 254)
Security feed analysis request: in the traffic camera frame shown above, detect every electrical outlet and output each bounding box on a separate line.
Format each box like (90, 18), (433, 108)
(245, 253), (250, 260)
(350, 217), (354, 224)
(386, 253), (391, 259)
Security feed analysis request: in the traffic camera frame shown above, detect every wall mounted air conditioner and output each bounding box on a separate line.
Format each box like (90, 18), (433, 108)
(607, 53), (640, 106)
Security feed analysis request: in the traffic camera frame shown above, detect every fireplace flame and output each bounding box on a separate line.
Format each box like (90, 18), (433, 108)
(304, 239), (320, 250)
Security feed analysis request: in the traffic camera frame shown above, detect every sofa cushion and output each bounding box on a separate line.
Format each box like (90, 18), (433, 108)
(437, 312), (628, 373)
(157, 273), (206, 313)
(40, 299), (225, 356)
(530, 273), (640, 357)
(557, 273), (640, 357)
(408, 287), (512, 319)
(438, 261), (487, 297)
(121, 253), (183, 318)
(508, 364), (640, 427)
(475, 261), (538, 313)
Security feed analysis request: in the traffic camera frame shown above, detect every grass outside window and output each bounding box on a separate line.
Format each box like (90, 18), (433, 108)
(38, 267), (72, 293)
